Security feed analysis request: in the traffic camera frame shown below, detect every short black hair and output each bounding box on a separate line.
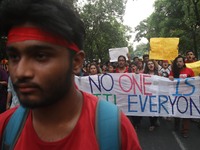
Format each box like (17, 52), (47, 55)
(0, 0), (85, 50)
(118, 55), (126, 61)
(185, 50), (194, 55)
(143, 54), (149, 59)
(133, 56), (139, 61)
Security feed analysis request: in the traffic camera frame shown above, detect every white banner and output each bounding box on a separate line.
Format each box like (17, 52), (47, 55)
(108, 47), (128, 62)
(75, 73), (200, 118)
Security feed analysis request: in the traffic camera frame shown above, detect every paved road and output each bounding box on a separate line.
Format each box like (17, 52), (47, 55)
(135, 117), (200, 150)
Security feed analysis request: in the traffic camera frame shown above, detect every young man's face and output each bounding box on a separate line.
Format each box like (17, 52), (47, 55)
(186, 52), (195, 62)
(176, 58), (185, 69)
(7, 30), (74, 109)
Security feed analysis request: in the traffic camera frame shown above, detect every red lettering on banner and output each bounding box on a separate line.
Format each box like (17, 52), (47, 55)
(143, 74), (152, 95)
(118, 74), (153, 95)
(119, 74), (132, 92)
(132, 74), (143, 94)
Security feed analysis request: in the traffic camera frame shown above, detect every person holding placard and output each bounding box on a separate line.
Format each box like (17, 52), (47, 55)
(115, 55), (129, 73)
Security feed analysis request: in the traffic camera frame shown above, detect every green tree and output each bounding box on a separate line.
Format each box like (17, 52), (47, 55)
(135, 0), (200, 58)
(132, 43), (149, 58)
(183, 0), (200, 58)
(78, 0), (132, 62)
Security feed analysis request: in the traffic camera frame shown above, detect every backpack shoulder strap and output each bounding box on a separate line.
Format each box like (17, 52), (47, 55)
(2, 106), (29, 150)
(95, 100), (121, 150)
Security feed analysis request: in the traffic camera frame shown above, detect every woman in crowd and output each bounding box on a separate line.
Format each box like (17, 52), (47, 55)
(129, 62), (138, 73)
(143, 60), (160, 131)
(89, 63), (100, 75)
(137, 59), (144, 73)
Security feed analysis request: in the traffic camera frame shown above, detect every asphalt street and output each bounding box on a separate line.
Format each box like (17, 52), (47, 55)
(135, 117), (200, 150)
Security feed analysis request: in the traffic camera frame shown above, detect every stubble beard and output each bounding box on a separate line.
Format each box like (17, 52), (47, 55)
(18, 67), (73, 109)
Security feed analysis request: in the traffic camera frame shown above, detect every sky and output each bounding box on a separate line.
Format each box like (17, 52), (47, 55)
(123, 0), (156, 50)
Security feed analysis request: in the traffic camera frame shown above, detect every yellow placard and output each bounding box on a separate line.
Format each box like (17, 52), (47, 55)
(186, 61), (200, 76)
(149, 38), (179, 61)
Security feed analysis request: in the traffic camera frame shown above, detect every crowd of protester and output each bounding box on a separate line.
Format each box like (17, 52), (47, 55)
(80, 50), (196, 77)
(76, 50), (199, 138)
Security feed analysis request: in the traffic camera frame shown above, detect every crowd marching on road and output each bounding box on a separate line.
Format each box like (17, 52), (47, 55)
(0, 0), (199, 150)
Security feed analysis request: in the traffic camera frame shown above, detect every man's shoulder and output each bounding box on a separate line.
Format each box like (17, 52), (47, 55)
(0, 107), (18, 141)
(82, 91), (98, 111)
(0, 107), (17, 123)
(83, 91), (98, 99)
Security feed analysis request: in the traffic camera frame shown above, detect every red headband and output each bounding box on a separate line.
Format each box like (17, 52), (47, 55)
(7, 26), (80, 52)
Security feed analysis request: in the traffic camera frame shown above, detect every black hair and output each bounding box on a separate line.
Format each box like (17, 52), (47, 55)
(171, 55), (186, 78)
(143, 54), (149, 60)
(0, 0), (85, 51)
(133, 56), (139, 61)
(185, 50), (194, 55)
(118, 55), (126, 61)
(130, 62), (137, 66)
(143, 60), (158, 75)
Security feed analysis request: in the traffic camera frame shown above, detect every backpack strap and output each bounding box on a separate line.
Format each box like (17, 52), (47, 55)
(95, 100), (121, 150)
(1, 106), (29, 150)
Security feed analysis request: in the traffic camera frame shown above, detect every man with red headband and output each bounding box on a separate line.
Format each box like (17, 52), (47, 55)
(0, 0), (141, 149)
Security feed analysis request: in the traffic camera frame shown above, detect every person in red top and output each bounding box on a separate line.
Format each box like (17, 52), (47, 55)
(0, 0), (141, 149)
(169, 55), (195, 80)
(115, 55), (129, 73)
(169, 55), (194, 138)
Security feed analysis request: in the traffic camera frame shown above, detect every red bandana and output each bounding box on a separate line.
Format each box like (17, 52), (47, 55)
(7, 26), (80, 52)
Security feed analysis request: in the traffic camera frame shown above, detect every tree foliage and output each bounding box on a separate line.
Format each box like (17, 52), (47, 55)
(77, 0), (132, 62)
(132, 43), (149, 58)
(0, 0), (132, 62)
(135, 0), (200, 59)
